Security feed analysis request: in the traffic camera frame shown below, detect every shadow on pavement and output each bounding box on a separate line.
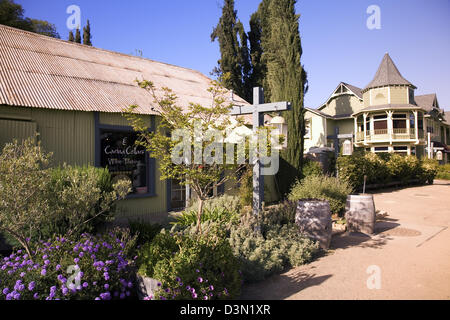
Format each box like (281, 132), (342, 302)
(240, 270), (332, 300)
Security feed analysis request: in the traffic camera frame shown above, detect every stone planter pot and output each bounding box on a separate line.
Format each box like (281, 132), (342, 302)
(345, 194), (376, 235)
(136, 273), (160, 300)
(295, 200), (332, 249)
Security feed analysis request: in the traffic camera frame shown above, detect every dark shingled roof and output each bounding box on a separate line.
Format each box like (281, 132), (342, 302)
(341, 82), (363, 99)
(414, 94), (437, 112)
(363, 53), (416, 92)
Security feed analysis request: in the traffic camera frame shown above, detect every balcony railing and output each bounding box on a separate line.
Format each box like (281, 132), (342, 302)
(355, 128), (424, 143)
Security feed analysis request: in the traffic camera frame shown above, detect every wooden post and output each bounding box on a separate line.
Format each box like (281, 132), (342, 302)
(252, 87), (264, 216)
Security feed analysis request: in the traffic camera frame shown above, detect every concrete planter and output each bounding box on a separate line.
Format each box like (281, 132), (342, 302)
(136, 273), (161, 300)
(345, 194), (376, 235)
(295, 200), (332, 249)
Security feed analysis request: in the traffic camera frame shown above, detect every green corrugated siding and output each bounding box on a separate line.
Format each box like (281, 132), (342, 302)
(0, 118), (37, 147)
(31, 108), (95, 166)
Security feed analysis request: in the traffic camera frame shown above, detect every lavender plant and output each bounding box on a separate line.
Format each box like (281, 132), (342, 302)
(0, 228), (137, 300)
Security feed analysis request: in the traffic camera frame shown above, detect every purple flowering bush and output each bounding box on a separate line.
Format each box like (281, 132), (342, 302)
(137, 227), (242, 300)
(0, 228), (137, 300)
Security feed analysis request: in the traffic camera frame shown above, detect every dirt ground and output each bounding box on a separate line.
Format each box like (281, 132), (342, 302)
(240, 180), (450, 300)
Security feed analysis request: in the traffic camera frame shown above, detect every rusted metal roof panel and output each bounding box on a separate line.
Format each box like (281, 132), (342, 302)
(0, 24), (249, 115)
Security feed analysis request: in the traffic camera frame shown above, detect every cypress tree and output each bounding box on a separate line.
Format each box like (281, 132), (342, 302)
(262, 0), (308, 197)
(211, 0), (252, 102)
(68, 30), (74, 42)
(83, 19), (92, 46)
(75, 27), (81, 43)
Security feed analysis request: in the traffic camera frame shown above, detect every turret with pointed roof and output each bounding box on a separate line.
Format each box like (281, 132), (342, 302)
(362, 53), (416, 92)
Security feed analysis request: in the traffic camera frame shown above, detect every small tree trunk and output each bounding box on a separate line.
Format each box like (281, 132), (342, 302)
(196, 197), (204, 235)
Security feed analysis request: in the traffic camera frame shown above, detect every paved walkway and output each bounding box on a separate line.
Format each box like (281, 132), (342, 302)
(241, 180), (450, 300)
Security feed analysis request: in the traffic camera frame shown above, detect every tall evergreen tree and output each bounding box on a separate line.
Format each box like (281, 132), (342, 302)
(211, 0), (252, 102)
(75, 27), (81, 43)
(68, 30), (74, 42)
(259, 0), (308, 196)
(83, 19), (92, 46)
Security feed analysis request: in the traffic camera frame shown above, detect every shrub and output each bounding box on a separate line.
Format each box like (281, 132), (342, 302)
(420, 158), (439, 184)
(436, 163), (450, 180)
(337, 151), (438, 189)
(0, 228), (137, 300)
(288, 175), (353, 216)
(0, 138), (131, 255)
(301, 159), (323, 177)
(172, 206), (240, 228)
(44, 165), (130, 240)
(128, 220), (163, 246)
(186, 195), (241, 215)
(0, 138), (53, 257)
(137, 228), (242, 300)
(229, 204), (320, 283)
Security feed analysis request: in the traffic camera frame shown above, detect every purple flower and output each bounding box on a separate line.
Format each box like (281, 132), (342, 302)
(197, 277), (203, 283)
(74, 258), (79, 264)
(104, 284), (110, 290)
(33, 293), (39, 299)
(62, 287), (68, 296)
(100, 292), (111, 300)
(192, 292), (198, 299)
(79, 252), (84, 258)
(40, 269), (47, 276)
(44, 260), (50, 265)
(82, 282), (88, 288)
(56, 264), (61, 271)
(175, 277), (181, 282)
(2, 288), (9, 295)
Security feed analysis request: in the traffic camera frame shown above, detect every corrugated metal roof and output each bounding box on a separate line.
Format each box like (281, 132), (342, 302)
(0, 24), (249, 115)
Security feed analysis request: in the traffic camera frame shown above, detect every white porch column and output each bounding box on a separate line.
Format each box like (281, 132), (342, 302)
(387, 110), (393, 145)
(413, 111), (419, 143)
(363, 113), (368, 145)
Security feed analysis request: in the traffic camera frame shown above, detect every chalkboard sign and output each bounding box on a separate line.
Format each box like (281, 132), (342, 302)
(100, 130), (148, 194)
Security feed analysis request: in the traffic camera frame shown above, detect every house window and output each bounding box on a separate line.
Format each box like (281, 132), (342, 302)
(100, 130), (149, 195)
(393, 146), (408, 153)
(393, 113), (407, 129)
(373, 114), (387, 131)
(374, 146), (389, 153)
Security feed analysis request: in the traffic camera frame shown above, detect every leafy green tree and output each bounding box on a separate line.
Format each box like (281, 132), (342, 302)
(124, 80), (249, 234)
(75, 27), (81, 43)
(0, 0), (59, 38)
(29, 19), (60, 38)
(211, 0), (252, 102)
(83, 19), (92, 46)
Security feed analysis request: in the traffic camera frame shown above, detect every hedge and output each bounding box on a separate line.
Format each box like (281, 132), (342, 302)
(336, 151), (438, 190)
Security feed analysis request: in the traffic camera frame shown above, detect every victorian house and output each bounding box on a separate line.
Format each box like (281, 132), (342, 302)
(304, 53), (450, 163)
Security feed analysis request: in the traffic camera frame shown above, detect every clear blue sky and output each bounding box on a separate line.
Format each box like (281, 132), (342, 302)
(17, 0), (450, 111)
